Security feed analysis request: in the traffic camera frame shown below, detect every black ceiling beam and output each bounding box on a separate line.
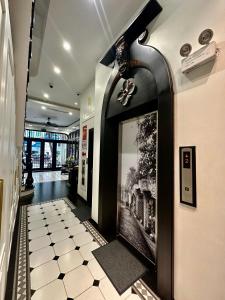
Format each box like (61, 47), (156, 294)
(100, 0), (162, 66)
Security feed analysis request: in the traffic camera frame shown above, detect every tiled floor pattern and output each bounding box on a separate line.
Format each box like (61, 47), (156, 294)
(16, 198), (157, 300)
(24, 171), (68, 184)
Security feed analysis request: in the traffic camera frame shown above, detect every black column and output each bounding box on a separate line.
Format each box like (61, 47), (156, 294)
(40, 141), (45, 170)
(52, 142), (57, 170)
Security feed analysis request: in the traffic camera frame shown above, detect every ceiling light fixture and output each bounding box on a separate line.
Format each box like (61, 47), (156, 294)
(43, 93), (49, 99)
(68, 112), (73, 115)
(54, 66), (61, 74)
(63, 41), (71, 51)
(41, 106), (46, 110)
(74, 102), (78, 106)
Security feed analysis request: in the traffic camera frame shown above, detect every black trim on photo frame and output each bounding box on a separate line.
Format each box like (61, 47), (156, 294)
(98, 6), (174, 300)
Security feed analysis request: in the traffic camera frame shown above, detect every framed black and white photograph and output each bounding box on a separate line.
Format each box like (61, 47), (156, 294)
(117, 111), (158, 264)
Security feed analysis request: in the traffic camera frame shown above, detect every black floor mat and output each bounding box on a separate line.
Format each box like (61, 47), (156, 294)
(72, 206), (91, 222)
(92, 239), (147, 294)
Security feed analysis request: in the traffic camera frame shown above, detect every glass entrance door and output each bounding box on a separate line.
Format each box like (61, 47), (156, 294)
(56, 143), (67, 167)
(44, 142), (53, 169)
(31, 141), (41, 169)
(25, 139), (69, 171)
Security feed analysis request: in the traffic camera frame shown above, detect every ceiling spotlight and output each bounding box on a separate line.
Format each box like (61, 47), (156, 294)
(68, 112), (73, 115)
(43, 93), (49, 99)
(63, 41), (71, 51)
(29, 124), (33, 127)
(74, 102), (78, 106)
(54, 66), (61, 74)
(41, 106), (46, 110)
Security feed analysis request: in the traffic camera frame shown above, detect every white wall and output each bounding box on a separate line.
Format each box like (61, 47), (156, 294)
(9, 0), (32, 149)
(92, 64), (112, 222)
(92, 0), (225, 299)
(77, 82), (95, 200)
(147, 0), (225, 299)
(0, 0), (20, 299)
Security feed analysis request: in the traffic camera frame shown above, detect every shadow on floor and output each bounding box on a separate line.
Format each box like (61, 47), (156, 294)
(20, 180), (91, 217)
(20, 180), (70, 205)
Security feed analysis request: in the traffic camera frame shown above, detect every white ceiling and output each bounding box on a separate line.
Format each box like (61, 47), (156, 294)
(28, 0), (149, 110)
(26, 100), (79, 127)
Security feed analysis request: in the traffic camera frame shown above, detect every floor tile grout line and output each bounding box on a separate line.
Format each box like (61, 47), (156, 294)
(56, 257), (69, 299)
(31, 239), (95, 271)
(29, 245), (55, 269)
(30, 256), (96, 296)
(30, 277), (63, 294)
(27, 202), (64, 296)
(97, 284), (108, 300)
(82, 220), (150, 300)
(72, 283), (106, 300)
(28, 200), (91, 295)
(26, 198), (151, 300)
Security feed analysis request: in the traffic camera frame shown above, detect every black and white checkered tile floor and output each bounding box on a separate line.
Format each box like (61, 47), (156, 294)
(16, 198), (157, 300)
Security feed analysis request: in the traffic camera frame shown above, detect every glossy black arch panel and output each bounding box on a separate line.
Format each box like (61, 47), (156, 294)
(98, 35), (174, 300)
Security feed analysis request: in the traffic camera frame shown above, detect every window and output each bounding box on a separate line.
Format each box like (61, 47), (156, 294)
(24, 129), (68, 140)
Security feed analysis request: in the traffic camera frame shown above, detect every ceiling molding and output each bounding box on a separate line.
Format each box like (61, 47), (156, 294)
(28, 95), (80, 111)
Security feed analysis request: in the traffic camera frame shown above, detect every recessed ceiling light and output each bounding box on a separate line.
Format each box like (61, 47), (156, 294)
(41, 106), (46, 110)
(54, 66), (61, 74)
(63, 41), (71, 51)
(43, 93), (49, 99)
(68, 112), (73, 115)
(74, 102), (78, 106)
(29, 124), (33, 127)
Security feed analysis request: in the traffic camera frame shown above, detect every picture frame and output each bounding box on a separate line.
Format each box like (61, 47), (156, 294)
(117, 111), (158, 265)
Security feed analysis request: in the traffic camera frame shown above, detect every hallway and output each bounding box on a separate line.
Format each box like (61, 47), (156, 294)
(1, 0), (225, 299)
(24, 171), (68, 184)
(24, 181), (69, 205)
(15, 198), (155, 300)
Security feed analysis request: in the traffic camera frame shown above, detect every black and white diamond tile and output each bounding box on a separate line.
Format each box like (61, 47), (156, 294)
(15, 197), (157, 300)
(133, 280), (158, 300)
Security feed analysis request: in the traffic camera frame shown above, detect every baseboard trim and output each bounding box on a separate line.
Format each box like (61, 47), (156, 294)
(77, 193), (87, 203)
(4, 203), (21, 300)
